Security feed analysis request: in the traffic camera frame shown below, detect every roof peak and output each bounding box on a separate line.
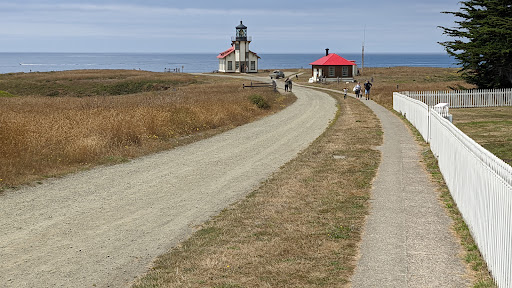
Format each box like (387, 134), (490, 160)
(236, 21), (247, 29)
(309, 53), (356, 66)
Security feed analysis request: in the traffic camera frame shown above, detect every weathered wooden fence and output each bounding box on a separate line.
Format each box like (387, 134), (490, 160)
(243, 81), (277, 92)
(403, 88), (512, 108)
(393, 91), (512, 288)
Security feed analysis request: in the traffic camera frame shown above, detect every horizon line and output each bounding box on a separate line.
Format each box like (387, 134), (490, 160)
(0, 51), (451, 55)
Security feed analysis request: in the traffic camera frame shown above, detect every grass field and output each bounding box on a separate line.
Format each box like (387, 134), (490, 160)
(1, 67), (504, 287)
(451, 106), (512, 166)
(398, 116), (497, 288)
(0, 70), (294, 189)
(297, 67), (501, 287)
(132, 91), (382, 287)
(296, 67), (475, 110)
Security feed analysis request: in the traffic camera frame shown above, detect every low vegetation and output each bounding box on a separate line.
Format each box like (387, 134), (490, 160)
(400, 115), (497, 287)
(132, 92), (382, 287)
(2, 67), (504, 287)
(0, 90), (16, 97)
(0, 70), (294, 189)
(451, 107), (512, 165)
(297, 67), (476, 110)
(299, 67), (500, 286)
(248, 94), (270, 109)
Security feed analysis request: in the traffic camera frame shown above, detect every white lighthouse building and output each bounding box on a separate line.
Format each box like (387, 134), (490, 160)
(217, 21), (260, 73)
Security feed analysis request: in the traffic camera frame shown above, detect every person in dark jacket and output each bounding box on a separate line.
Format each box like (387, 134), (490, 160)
(364, 80), (373, 100)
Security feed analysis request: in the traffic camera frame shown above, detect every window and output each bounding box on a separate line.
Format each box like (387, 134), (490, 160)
(235, 43), (240, 50)
(342, 66), (349, 77)
(228, 61), (233, 70)
(236, 61), (240, 70)
(251, 61), (256, 70)
(329, 66), (336, 77)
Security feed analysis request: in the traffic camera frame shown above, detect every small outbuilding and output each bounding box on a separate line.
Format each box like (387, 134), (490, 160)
(309, 49), (357, 82)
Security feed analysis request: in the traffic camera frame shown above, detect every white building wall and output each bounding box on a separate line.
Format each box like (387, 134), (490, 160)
(225, 53), (236, 72)
(218, 59), (225, 72)
(218, 43), (258, 73)
(248, 53), (258, 72)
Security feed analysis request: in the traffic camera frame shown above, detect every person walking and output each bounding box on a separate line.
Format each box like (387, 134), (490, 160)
(343, 87), (348, 99)
(288, 79), (293, 92)
(285, 78), (289, 92)
(354, 82), (361, 99)
(364, 80), (373, 100)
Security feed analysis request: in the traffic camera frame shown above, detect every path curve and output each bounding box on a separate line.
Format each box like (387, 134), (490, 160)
(308, 86), (469, 287)
(0, 78), (337, 287)
(353, 97), (469, 287)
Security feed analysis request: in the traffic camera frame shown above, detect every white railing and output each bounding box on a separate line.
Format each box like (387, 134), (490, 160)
(231, 36), (253, 42)
(394, 92), (512, 288)
(393, 92), (430, 142)
(403, 88), (512, 108)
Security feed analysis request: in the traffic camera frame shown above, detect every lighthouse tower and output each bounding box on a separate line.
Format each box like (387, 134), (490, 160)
(217, 21), (260, 73)
(234, 21), (249, 73)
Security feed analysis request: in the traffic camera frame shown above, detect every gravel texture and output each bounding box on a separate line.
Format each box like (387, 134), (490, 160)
(351, 98), (469, 287)
(308, 86), (469, 287)
(0, 79), (336, 287)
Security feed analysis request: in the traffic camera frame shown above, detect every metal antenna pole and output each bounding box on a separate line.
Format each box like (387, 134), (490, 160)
(362, 25), (366, 75)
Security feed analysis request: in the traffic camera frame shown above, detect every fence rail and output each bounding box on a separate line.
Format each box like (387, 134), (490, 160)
(394, 91), (512, 288)
(393, 92), (430, 142)
(403, 88), (512, 108)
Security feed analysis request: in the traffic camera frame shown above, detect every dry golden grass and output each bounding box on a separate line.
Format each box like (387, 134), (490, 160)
(0, 70), (294, 189)
(297, 67), (476, 110)
(451, 107), (512, 165)
(132, 93), (382, 287)
(399, 116), (497, 288)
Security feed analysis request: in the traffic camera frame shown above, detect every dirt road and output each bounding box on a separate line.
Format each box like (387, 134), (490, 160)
(0, 80), (336, 287)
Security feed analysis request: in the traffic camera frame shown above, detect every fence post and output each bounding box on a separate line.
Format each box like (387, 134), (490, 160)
(404, 87), (512, 108)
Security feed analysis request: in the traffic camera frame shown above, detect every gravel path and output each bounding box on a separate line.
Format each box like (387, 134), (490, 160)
(0, 80), (336, 287)
(351, 98), (469, 287)
(306, 86), (469, 287)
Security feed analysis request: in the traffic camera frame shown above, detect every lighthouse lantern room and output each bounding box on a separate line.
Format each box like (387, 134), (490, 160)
(217, 21), (260, 73)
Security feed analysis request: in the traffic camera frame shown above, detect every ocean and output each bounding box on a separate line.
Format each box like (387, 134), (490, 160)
(0, 52), (459, 74)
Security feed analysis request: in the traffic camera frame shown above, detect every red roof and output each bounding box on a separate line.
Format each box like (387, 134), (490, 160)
(217, 47), (235, 59)
(309, 53), (356, 66)
(217, 46), (261, 59)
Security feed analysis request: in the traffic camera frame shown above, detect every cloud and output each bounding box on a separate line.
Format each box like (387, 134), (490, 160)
(0, 0), (458, 53)
(0, 2), (339, 40)
(0, 2), (326, 17)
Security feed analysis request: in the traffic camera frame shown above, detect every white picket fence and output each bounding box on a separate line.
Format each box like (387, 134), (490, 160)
(403, 88), (512, 108)
(393, 91), (430, 142)
(394, 91), (512, 288)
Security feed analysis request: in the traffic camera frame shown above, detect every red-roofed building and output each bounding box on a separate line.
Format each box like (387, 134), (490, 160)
(309, 49), (357, 82)
(217, 21), (260, 73)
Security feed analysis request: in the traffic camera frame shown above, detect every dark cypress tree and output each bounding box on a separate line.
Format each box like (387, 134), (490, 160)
(439, 0), (512, 88)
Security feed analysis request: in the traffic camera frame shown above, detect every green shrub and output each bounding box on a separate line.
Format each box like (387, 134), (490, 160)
(0, 90), (16, 97)
(46, 90), (60, 97)
(249, 94), (270, 109)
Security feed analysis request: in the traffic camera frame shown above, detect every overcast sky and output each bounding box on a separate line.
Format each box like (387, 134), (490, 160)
(0, 0), (462, 54)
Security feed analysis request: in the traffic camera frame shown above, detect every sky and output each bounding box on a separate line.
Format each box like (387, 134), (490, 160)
(0, 0), (462, 54)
